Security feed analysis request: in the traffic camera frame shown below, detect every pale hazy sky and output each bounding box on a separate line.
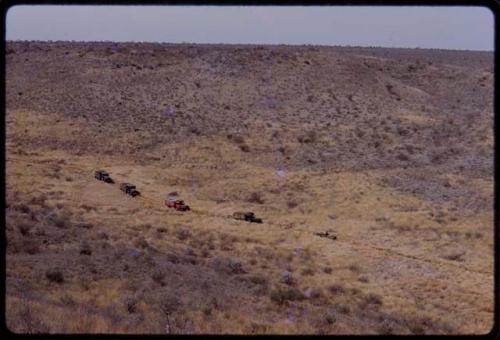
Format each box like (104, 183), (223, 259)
(6, 5), (494, 51)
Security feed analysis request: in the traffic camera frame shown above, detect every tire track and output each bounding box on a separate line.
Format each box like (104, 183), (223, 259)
(136, 190), (493, 278)
(8, 154), (493, 282)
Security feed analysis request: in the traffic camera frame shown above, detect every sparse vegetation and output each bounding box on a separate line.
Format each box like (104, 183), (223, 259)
(5, 41), (492, 335)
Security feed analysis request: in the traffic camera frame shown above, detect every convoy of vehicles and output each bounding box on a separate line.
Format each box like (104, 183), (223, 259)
(92, 169), (334, 235)
(95, 170), (266, 224)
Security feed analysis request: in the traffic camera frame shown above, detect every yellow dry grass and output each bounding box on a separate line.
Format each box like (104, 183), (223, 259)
(6, 42), (494, 335)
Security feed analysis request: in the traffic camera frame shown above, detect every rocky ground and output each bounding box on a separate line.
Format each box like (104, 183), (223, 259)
(5, 41), (494, 334)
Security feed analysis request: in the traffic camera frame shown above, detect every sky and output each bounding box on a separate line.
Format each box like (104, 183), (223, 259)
(6, 5), (494, 51)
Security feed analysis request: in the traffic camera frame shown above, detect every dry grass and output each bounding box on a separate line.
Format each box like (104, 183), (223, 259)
(5, 41), (493, 334)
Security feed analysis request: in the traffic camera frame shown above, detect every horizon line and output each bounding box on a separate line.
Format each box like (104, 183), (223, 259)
(6, 39), (494, 53)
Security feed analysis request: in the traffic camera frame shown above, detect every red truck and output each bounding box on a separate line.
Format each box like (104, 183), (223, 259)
(165, 198), (190, 211)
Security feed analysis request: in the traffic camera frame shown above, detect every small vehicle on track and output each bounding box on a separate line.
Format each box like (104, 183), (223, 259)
(94, 170), (114, 183)
(313, 231), (337, 240)
(165, 198), (190, 211)
(233, 211), (263, 223)
(120, 183), (140, 197)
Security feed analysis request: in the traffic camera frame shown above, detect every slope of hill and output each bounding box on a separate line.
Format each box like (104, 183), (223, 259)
(5, 41), (494, 334)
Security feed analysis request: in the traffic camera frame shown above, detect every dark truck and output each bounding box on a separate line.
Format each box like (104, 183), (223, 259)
(94, 170), (114, 183)
(313, 231), (337, 240)
(233, 211), (263, 223)
(120, 183), (140, 197)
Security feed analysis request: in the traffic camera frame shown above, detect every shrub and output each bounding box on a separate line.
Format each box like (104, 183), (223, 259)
(46, 269), (64, 283)
(79, 241), (92, 255)
(248, 322), (270, 334)
(30, 194), (48, 206)
(377, 319), (395, 335)
(407, 320), (425, 335)
(406, 316), (454, 334)
(18, 222), (32, 236)
(396, 153), (409, 162)
(348, 264), (361, 273)
(60, 294), (76, 306)
(239, 144), (250, 152)
(97, 232), (109, 240)
(249, 274), (268, 286)
(328, 284), (345, 295)
(189, 127), (201, 135)
(200, 247), (210, 258)
(324, 310), (337, 325)
(23, 240), (40, 255)
(176, 229), (191, 241)
(166, 253), (180, 264)
(323, 266), (333, 274)
(280, 271), (293, 285)
(270, 287), (304, 304)
(297, 131), (316, 143)
(184, 247), (196, 257)
(305, 288), (323, 299)
(47, 212), (70, 229)
(11, 299), (49, 333)
(76, 222), (93, 229)
(79, 276), (91, 291)
(335, 303), (351, 315)
(301, 268), (315, 276)
(397, 127), (409, 136)
(160, 295), (181, 315)
(134, 236), (149, 249)
(231, 135), (245, 144)
(358, 275), (369, 283)
(202, 305), (213, 317)
(151, 270), (165, 285)
(15, 203), (31, 214)
(213, 257), (244, 274)
(225, 257), (243, 273)
(124, 297), (137, 313)
(248, 192), (265, 204)
(361, 293), (383, 308)
(80, 204), (95, 212)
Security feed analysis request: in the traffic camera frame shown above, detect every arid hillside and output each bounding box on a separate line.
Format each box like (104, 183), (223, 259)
(5, 41), (494, 334)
